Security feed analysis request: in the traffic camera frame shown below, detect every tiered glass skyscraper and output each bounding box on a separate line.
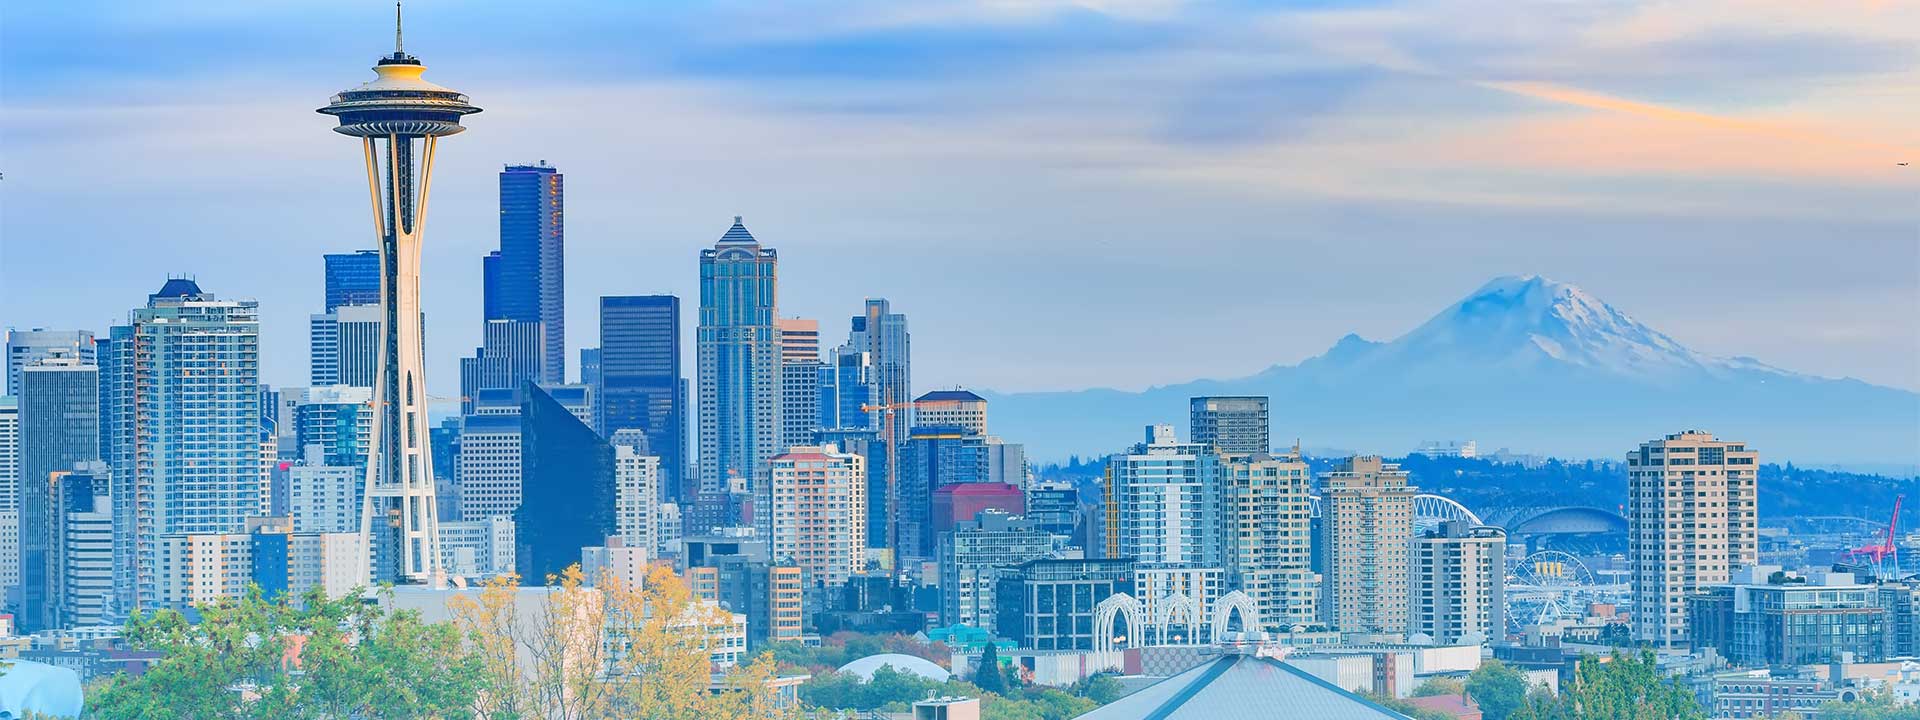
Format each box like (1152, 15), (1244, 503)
(486, 163), (565, 384)
(697, 218), (779, 498)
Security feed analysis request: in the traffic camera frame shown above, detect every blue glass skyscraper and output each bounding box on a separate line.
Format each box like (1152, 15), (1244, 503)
(599, 295), (684, 503)
(697, 218), (779, 498)
(322, 250), (381, 312)
(488, 163), (565, 384)
(516, 383), (614, 582)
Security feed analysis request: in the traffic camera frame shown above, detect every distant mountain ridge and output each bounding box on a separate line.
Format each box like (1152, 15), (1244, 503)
(985, 275), (1920, 464)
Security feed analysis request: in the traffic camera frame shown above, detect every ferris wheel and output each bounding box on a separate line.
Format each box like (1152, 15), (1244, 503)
(1506, 550), (1603, 629)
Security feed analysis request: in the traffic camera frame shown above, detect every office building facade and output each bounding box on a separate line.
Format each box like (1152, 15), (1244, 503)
(598, 295), (684, 503)
(19, 354), (99, 630)
(776, 318), (821, 454)
(487, 162), (565, 383)
(1690, 566), (1883, 667)
(994, 558), (1135, 651)
(1190, 396), (1268, 457)
(321, 250), (381, 312)
(515, 384), (616, 583)
(938, 511), (1055, 629)
(5, 329), (96, 398)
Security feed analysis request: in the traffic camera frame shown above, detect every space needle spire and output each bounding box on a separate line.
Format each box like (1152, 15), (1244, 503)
(318, 8), (480, 585)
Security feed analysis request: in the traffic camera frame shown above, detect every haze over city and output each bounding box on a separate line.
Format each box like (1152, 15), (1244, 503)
(5, 1), (1917, 404)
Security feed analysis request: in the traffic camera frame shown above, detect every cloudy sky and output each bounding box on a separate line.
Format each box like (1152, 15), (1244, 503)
(3, 0), (1917, 398)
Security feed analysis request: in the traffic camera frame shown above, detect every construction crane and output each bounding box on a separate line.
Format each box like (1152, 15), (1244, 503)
(1847, 495), (1903, 578)
(862, 399), (916, 574)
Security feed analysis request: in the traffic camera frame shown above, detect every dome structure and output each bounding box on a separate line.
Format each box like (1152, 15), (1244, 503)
(838, 653), (951, 683)
(0, 660), (84, 718)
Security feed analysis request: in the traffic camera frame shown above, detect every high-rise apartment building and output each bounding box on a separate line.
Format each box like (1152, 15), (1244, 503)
(486, 162), (565, 383)
(598, 296), (684, 503)
(1190, 396), (1268, 457)
(767, 444), (866, 588)
(5, 329), (96, 398)
(1105, 425), (1225, 569)
(1317, 455), (1417, 635)
(682, 535), (806, 650)
(611, 429), (659, 560)
(915, 390), (987, 436)
(154, 518), (362, 610)
(776, 319), (821, 453)
(1411, 520), (1506, 645)
(292, 385), (373, 469)
(322, 250), (381, 312)
(1629, 430), (1759, 647)
(1224, 451), (1319, 631)
(19, 354), (99, 631)
(308, 303), (381, 387)
(104, 279), (267, 613)
(698, 218), (780, 498)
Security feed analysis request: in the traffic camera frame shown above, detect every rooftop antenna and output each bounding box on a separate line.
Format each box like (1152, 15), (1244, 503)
(395, 1), (404, 55)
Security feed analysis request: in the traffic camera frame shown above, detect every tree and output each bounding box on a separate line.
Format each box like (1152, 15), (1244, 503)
(1413, 677), (1466, 697)
(1070, 673), (1125, 704)
(1363, 692), (1456, 720)
(85, 586), (490, 720)
(974, 642), (1008, 695)
(1467, 660), (1529, 720)
(1563, 651), (1704, 720)
(1817, 687), (1920, 720)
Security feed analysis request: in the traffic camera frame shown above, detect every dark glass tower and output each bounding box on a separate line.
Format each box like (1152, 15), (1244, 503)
(322, 250), (382, 312)
(598, 296), (684, 503)
(490, 163), (565, 384)
(18, 358), (98, 631)
(515, 383), (615, 582)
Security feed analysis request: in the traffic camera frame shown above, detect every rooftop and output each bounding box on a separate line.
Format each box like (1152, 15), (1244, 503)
(1073, 653), (1415, 720)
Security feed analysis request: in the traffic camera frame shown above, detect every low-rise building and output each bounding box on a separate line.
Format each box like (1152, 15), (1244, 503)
(1690, 566), (1884, 667)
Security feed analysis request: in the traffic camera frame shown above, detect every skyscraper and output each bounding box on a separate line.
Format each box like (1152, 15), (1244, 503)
(776, 319), (821, 453)
(1190, 396), (1269, 457)
(1411, 520), (1506, 645)
(322, 250), (381, 312)
(0, 396), (17, 513)
(487, 163), (565, 384)
(1224, 450), (1318, 631)
(611, 429), (659, 559)
(466, 319), (546, 399)
(914, 390), (987, 436)
(318, 11), (479, 584)
(899, 425), (992, 559)
(50, 464), (111, 628)
(5, 329), (95, 398)
(767, 444), (866, 588)
(1105, 424), (1225, 569)
(1317, 456), (1417, 636)
(19, 355), (98, 631)
(516, 384), (615, 582)
(599, 295), (684, 502)
(104, 279), (265, 614)
(1628, 430), (1758, 647)
(292, 385), (374, 468)
(308, 303), (381, 387)
(697, 217), (779, 498)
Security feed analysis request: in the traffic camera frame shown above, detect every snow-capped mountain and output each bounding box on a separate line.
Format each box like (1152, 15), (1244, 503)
(985, 275), (1918, 464)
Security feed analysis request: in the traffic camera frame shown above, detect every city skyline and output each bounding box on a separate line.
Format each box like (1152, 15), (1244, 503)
(4, 2), (1916, 401)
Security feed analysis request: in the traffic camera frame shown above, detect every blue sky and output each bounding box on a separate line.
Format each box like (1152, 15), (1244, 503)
(3, 0), (1917, 398)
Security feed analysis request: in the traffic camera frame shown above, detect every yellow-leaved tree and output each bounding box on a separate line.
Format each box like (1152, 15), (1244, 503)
(448, 563), (803, 720)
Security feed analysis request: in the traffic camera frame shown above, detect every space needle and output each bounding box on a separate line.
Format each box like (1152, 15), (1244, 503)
(318, 3), (479, 584)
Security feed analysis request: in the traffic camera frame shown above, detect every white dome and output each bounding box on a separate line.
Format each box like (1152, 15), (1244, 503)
(0, 660), (83, 718)
(838, 653), (951, 683)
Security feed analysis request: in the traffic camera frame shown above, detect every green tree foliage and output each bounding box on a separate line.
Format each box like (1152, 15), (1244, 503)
(1468, 661), (1531, 720)
(975, 642), (1009, 695)
(1563, 651), (1703, 720)
(1413, 677), (1467, 697)
(85, 586), (488, 720)
(1363, 692), (1456, 720)
(1068, 674), (1125, 705)
(1817, 688), (1920, 720)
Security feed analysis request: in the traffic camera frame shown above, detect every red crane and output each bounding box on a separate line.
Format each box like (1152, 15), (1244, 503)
(1847, 495), (1902, 576)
